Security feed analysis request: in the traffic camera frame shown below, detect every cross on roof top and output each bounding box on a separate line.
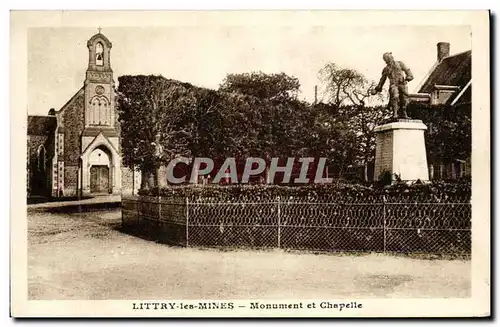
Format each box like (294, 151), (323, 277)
(98, 27), (102, 34)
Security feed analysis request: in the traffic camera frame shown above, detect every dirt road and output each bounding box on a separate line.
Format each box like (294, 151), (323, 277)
(27, 203), (471, 300)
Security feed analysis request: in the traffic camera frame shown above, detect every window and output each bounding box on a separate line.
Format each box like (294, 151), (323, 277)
(89, 96), (110, 126)
(96, 42), (104, 66)
(37, 146), (46, 172)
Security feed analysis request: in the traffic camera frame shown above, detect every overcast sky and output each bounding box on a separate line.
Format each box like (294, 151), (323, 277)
(27, 25), (471, 115)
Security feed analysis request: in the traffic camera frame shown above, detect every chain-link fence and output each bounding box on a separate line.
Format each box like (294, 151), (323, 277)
(122, 195), (471, 255)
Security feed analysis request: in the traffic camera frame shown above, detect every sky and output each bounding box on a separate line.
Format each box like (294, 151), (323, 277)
(27, 24), (471, 115)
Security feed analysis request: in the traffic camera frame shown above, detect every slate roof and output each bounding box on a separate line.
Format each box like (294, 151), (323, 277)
(27, 115), (57, 135)
(418, 50), (471, 94)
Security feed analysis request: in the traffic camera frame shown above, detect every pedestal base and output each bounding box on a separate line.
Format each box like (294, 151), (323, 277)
(373, 119), (429, 182)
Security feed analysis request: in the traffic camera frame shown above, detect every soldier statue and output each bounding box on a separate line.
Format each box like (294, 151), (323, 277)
(371, 52), (414, 119)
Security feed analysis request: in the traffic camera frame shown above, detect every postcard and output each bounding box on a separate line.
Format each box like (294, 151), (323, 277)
(11, 10), (490, 317)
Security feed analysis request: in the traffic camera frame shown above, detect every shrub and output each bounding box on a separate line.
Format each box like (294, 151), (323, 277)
(138, 178), (471, 203)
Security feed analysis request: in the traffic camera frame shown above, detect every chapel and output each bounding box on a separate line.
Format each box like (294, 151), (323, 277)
(27, 32), (138, 198)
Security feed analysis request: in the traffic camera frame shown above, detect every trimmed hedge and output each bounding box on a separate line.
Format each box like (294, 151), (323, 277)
(138, 178), (471, 203)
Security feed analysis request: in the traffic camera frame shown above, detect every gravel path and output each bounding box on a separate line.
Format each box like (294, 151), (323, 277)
(27, 205), (471, 300)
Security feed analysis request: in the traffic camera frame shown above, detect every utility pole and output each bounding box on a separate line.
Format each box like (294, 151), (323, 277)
(314, 85), (318, 105)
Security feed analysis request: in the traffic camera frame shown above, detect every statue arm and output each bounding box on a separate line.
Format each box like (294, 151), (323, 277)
(375, 68), (387, 92)
(400, 61), (414, 82)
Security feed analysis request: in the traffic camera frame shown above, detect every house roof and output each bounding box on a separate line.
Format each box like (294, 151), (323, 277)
(418, 50), (471, 94)
(27, 115), (57, 135)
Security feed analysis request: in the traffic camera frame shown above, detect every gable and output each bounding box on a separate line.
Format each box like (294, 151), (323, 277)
(61, 88), (86, 165)
(57, 87), (85, 117)
(81, 132), (119, 157)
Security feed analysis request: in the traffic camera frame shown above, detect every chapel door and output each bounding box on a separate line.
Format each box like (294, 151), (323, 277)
(90, 165), (110, 193)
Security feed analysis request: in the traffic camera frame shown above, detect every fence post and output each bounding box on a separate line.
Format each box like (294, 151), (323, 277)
(158, 195), (161, 220)
(157, 195), (162, 238)
(277, 196), (281, 249)
(383, 195), (386, 253)
(136, 197), (140, 226)
(185, 197), (189, 247)
(138, 196), (142, 227)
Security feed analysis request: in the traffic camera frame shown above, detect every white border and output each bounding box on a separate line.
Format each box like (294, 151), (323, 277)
(4, 4), (495, 322)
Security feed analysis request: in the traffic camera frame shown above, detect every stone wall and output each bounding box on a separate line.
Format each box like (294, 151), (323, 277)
(62, 88), (85, 166)
(63, 166), (79, 196)
(60, 88), (85, 195)
(121, 167), (141, 195)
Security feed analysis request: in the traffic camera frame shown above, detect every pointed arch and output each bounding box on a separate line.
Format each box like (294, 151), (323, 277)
(96, 42), (104, 66)
(87, 33), (112, 49)
(89, 95), (111, 126)
(37, 145), (46, 172)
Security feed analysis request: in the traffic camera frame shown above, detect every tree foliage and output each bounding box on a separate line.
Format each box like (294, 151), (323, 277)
(117, 69), (470, 188)
(408, 102), (471, 165)
(219, 71), (300, 101)
(318, 63), (382, 107)
(318, 63), (391, 180)
(118, 72), (363, 185)
(219, 72), (307, 157)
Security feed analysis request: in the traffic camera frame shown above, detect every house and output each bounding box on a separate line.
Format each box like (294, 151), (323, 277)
(409, 42), (472, 180)
(410, 42), (471, 106)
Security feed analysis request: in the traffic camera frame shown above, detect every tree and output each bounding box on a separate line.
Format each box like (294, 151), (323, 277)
(349, 105), (392, 181)
(117, 75), (201, 189)
(118, 75), (262, 187)
(219, 72), (308, 154)
(220, 70), (370, 182)
(319, 63), (370, 108)
(305, 104), (359, 177)
(318, 63), (391, 181)
(219, 71), (300, 101)
(408, 102), (471, 166)
(219, 72), (313, 181)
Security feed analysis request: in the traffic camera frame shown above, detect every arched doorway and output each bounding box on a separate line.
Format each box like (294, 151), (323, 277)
(88, 146), (111, 194)
(80, 132), (122, 195)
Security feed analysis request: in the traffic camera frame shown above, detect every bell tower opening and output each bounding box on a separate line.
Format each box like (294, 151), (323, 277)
(86, 30), (112, 71)
(96, 42), (104, 66)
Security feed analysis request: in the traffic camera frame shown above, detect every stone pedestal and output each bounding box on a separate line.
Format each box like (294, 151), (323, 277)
(373, 119), (429, 182)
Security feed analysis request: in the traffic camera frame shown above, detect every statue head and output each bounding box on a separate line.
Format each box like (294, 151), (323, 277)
(382, 52), (394, 64)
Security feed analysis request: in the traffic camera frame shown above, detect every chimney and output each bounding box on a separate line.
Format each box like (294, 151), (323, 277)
(437, 42), (450, 61)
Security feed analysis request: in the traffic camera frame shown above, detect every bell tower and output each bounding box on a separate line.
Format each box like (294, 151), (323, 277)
(83, 31), (116, 129)
(80, 30), (121, 196)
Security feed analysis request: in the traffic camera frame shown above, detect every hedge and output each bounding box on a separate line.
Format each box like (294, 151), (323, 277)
(138, 178), (471, 203)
